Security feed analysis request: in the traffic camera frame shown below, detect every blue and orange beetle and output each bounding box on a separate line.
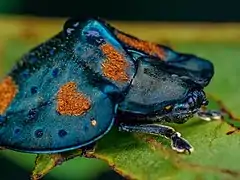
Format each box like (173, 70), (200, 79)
(0, 17), (221, 155)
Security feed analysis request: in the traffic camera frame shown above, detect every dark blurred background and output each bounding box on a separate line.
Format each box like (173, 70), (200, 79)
(1, 0), (240, 22)
(0, 0), (238, 179)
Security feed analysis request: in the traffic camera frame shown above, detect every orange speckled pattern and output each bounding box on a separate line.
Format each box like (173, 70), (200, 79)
(57, 82), (91, 116)
(101, 44), (129, 82)
(0, 76), (18, 114)
(117, 32), (165, 60)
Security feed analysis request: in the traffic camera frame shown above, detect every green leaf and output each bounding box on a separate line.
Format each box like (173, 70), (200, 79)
(32, 150), (82, 180)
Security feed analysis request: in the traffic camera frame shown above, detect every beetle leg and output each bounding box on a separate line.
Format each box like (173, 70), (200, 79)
(118, 123), (193, 153)
(195, 108), (223, 121)
(81, 143), (96, 157)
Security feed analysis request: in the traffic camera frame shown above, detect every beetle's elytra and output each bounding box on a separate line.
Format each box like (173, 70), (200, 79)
(0, 17), (220, 154)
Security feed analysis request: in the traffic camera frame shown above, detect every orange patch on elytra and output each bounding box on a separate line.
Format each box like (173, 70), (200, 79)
(57, 82), (91, 116)
(101, 44), (129, 82)
(0, 76), (18, 114)
(116, 33), (165, 60)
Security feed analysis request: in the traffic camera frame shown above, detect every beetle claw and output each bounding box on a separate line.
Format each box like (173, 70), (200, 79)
(80, 143), (96, 157)
(170, 133), (194, 154)
(196, 109), (223, 121)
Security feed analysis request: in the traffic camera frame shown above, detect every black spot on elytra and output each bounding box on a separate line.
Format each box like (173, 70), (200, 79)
(31, 86), (38, 94)
(14, 128), (21, 135)
(35, 129), (43, 138)
(21, 69), (30, 78)
(0, 115), (6, 125)
(29, 57), (38, 63)
(58, 129), (67, 137)
(28, 108), (38, 120)
(52, 68), (59, 77)
(49, 48), (55, 55)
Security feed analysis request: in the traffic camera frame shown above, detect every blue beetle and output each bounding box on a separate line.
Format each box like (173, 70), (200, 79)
(0, 17), (221, 155)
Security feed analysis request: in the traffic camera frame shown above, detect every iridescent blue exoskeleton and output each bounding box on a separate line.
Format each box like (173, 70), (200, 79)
(0, 17), (221, 155)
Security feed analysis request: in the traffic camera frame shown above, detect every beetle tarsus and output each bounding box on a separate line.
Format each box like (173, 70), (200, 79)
(196, 108), (223, 121)
(118, 123), (193, 153)
(170, 132), (194, 153)
(80, 143), (96, 157)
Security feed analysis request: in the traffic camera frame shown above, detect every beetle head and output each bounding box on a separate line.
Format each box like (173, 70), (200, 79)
(157, 88), (208, 124)
(117, 86), (208, 124)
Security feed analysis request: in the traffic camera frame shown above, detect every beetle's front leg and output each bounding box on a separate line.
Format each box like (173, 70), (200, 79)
(81, 143), (96, 157)
(195, 108), (223, 121)
(118, 123), (193, 153)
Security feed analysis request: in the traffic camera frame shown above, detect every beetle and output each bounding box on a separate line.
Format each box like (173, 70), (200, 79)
(0, 17), (221, 155)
